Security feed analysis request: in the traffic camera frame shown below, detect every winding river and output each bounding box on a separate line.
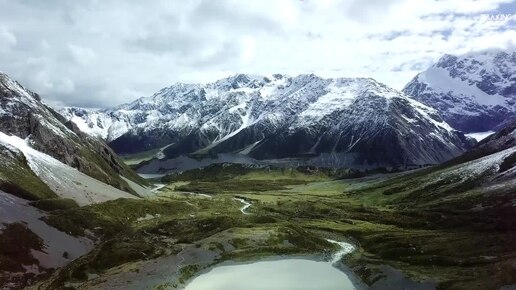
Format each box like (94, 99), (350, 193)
(234, 197), (252, 215)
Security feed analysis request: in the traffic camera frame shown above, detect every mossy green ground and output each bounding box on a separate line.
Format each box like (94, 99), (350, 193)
(0, 147), (56, 200)
(37, 164), (516, 290)
(29, 198), (79, 211)
(0, 223), (45, 286)
(120, 147), (162, 165)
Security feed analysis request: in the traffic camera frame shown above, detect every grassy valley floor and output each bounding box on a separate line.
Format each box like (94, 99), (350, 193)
(31, 165), (516, 290)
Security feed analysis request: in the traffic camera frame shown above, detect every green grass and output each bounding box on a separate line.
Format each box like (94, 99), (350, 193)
(175, 179), (308, 194)
(161, 163), (361, 183)
(0, 148), (57, 200)
(45, 198), (200, 237)
(171, 164), (516, 289)
(29, 198), (79, 211)
(35, 163), (516, 290)
(178, 265), (201, 284)
(0, 223), (44, 273)
(80, 147), (149, 194)
(145, 215), (245, 243)
(89, 236), (159, 272)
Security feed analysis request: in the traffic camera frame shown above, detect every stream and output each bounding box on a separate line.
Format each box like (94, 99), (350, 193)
(234, 197), (252, 215)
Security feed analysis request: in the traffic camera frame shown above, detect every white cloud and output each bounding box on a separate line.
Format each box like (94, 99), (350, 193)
(67, 44), (97, 66)
(0, 0), (514, 107)
(0, 26), (16, 52)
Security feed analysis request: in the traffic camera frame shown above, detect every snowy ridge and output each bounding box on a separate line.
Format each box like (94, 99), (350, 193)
(61, 75), (414, 142)
(61, 74), (473, 168)
(60, 107), (131, 140)
(0, 72), (78, 140)
(0, 131), (137, 206)
(0, 72), (41, 114)
(440, 146), (516, 183)
(403, 50), (516, 132)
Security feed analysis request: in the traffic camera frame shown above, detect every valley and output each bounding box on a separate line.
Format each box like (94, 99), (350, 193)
(0, 47), (514, 290)
(24, 151), (516, 289)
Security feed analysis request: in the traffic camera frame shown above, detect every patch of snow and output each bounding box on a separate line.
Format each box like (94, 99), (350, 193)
(39, 117), (75, 138)
(0, 74), (41, 110)
(0, 191), (94, 269)
(439, 146), (516, 182)
(0, 131), (138, 206)
(156, 143), (175, 160)
(198, 105), (259, 153)
(419, 66), (507, 107)
(297, 83), (356, 124)
(466, 131), (495, 141)
(406, 97), (454, 133)
(70, 115), (92, 134)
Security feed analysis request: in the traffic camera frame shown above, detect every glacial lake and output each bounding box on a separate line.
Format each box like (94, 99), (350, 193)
(183, 258), (361, 290)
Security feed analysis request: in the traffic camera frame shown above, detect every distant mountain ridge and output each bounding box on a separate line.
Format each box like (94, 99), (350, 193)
(403, 50), (516, 133)
(61, 74), (474, 169)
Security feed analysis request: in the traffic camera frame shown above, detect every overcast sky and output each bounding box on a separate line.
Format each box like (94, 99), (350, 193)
(0, 0), (515, 108)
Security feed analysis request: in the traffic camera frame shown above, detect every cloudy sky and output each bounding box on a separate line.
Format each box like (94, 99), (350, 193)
(0, 0), (515, 108)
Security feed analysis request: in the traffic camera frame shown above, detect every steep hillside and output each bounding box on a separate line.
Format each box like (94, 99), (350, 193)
(348, 118), (516, 210)
(0, 71), (146, 197)
(0, 131), (138, 205)
(0, 71), (148, 288)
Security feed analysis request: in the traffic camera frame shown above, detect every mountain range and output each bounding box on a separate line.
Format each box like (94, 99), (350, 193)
(1, 48), (516, 289)
(31, 111), (516, 290)
(60, 74), (475, 171)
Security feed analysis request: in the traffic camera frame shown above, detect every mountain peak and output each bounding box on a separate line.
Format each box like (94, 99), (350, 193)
(403, 49), (516, 133)
(60, 72), (472, 170)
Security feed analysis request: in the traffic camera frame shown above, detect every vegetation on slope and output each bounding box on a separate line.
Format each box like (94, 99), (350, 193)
(33, 155), (516, 290)
(0, 145), (56, 200)
(0, 223), (45, 286)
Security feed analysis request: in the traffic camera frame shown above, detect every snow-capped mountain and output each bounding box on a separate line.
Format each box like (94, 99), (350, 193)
(0, 71), (145, 201)
(61, 74), (475, 169)
(403, 50), (516, 133)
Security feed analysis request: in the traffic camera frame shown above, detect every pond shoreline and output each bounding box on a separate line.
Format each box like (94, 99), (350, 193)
(176, 238), (364, 290)
(181, 255), (365, 290)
